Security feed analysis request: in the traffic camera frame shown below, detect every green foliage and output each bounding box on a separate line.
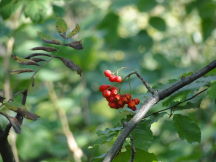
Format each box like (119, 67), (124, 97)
(0, 0), (20, 19)
(173, 114), (201, 143)
(24, 0), (50, 23)
(149, 16), (166, 32)
(55, 18), (68, 33)
(132, 120), (154, 150)
(0, 0), (215, 161)
(97, 11), (120, 44)
(208, 82), (216, 99)
(136, 0), (157, 12)
(114, 147), (157, 162)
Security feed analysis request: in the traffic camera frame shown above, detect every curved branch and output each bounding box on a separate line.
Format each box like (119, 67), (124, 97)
(103, 60), (216, 162)
(145, 88), (208, 119)
(124, 72), (155, 95)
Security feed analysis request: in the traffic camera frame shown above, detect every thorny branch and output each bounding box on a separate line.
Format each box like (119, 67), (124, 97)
(103, 60), (216, 162)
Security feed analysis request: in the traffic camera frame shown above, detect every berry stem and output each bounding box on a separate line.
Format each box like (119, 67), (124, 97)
(123, 71), (156, 95)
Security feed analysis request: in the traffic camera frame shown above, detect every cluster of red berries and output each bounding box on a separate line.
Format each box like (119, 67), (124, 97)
(99, 85), (140, 111)
(104, 70), (122, 83)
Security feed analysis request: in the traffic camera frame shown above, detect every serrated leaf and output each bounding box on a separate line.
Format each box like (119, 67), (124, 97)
(173, 114), (201, 143)
(56, 18), (67, 33)
(68, 24), (80, 37)
(10, 69), (34, 74)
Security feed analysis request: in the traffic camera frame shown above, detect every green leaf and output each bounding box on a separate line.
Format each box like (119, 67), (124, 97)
(132, 30), (153, 51)
(24, 0), (50, 23)
(132, 120), (154, 150)
(173, 114), (201, 143)
(0, 0), (20, 19)
(95, 127), (122, 145)
(0, 0), (13, 7)
(97, 11), (120, 44)
(201, 18), (215, 41)
(114, 147), (157, 162)
(67, 24), (80, 37)
(56, 18), (68, 33)
(162, 90), (190, 107)
(136, 0), (157, 12)
(149, 16), (167, 32)
(208, 82), (216, 99)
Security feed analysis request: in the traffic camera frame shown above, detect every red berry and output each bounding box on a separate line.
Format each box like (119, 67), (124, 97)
(106, 96), (115, 102)
(110, 87), (118, 95)
(99, 85), (110, 92)
(134, 98), (140, 105)
(117, 100), (125, 107)
(102, 90), (111, 97)
(130, 106), (137, 111)
(104, 70), (112, 77)
(114, 76), (122, 83)
(114, 94), (121, 101)
(128, 100), (136, 108)
(121, 96), (129, 104)
(108, 102), (118, 108)
(109, 75), (116, 82)
(125, 94), (132, 100)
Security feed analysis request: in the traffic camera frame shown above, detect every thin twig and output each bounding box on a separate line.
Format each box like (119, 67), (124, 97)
(130, 135), (135, 162)
(145, 88), (208, 119)
(124, 72), (156, 95)
(46, 82), (84, 162)
(103, 60), (216, 162)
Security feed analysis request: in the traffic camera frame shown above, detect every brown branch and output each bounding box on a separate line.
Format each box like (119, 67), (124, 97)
(145, 88), (208, 119)
(103, 60), (216, 162)
(130, 135), (135, 162)
(46, 82), (84, 162)
(124, 72), (156, 95)
(0, 38), (16, 162)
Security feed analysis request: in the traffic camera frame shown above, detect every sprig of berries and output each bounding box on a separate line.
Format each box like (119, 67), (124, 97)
(104, 70), (122, 83)
(99, 70), (140, 111)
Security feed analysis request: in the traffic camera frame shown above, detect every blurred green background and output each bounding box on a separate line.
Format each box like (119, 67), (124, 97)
(0, 0), (215, 161)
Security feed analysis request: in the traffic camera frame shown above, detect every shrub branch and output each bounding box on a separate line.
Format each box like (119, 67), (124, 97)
(103, 60), (216, 162)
